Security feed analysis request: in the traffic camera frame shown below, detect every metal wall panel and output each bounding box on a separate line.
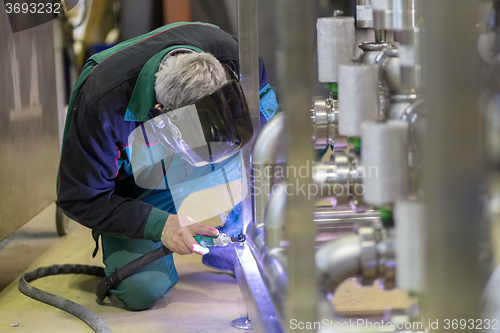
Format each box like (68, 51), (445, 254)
(0, 10), (60, 241)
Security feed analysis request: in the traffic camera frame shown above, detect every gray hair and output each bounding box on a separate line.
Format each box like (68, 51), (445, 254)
(155, 52), (228, 110)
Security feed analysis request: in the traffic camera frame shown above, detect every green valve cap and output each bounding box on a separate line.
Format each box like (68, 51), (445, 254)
(325, 83), (338, 98)
(380, 209), (394, 226)
(347, 137), (362, 153)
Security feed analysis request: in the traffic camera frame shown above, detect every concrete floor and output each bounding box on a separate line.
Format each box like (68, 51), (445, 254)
(0, 203), (417, 332)
(0, 204), (246, 332)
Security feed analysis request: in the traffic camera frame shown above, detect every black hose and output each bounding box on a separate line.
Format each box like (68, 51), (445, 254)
(18, 246), (173, 333)
(18, 264), (109, 333)
(95, 246), (173, 300)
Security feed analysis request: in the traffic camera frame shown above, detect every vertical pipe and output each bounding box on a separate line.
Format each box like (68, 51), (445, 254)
(238, 0), (260, 230)
(276, 0), (317, 331)
(422, 0), (487, 329)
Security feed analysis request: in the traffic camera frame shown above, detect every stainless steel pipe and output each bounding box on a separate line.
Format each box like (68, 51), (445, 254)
(252, 112), (285, 226)
(316, 234), (362, 293)
(263, 188), (380, 249)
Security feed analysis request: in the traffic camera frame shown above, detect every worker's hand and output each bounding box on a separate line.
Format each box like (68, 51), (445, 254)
(161, 214), (219, 255)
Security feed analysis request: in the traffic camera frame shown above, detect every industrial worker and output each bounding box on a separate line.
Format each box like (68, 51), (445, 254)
(57, 22), (278, 311)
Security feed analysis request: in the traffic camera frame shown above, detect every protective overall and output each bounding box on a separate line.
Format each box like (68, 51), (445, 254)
(57, 22), (278, 310)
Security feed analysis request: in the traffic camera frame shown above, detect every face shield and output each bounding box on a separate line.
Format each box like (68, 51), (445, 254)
(126, 65), (252, 222)
(149, 68), (253, 167)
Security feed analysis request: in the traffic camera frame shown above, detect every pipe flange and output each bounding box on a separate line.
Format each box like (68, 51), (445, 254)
(377, 228), (396, 289)
(312, 152), (370, 207)
(311, 96), (329, 149)
(311, 96), (345, 150)
(359, 42), (387, 52)
(358, 227), (378, 285)
(312, 152), (354, 204)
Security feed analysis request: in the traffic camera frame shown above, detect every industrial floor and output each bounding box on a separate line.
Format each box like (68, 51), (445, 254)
(0, 204), (247, 332)
(0, 204), (416, 332)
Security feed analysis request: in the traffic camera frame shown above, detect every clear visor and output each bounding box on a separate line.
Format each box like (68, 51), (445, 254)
(124, 70), (252, 222)
(149, 79), (252, 167)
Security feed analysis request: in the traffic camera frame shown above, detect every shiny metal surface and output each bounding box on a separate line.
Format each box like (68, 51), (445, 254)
(422, 0), (487, 327)
(263, 184), (380, 251)
(231, 317), (253, 330)
(398, 28), (421, 92)
(252, 112), (286, 226)
(314, 207), (380, 219)
(261, 247), (288, 327)
(311, 96), (347, 151)
(359, 42), (385, 65)
(246, 218), (267, 257)
(249, 205), (380, 330)
(317, 226), (396, 296)
(311, 96), (334, 149)
(238, 0), (260, 233)
(387, 99), (412, 120)
(392, 0), (420, 30)
(265, 182), (287, 250)
(376, 228), (396, 289)
(0, 13), (60, 241)
(234, 245), (283, 333)
(261, 176), (379, 249)
(241, 220), (289, 328)
(356, 0), (374, 28)
(314, 209), (380, 237)
(358, 227), (378, 286)
(375, 29), (391, 44)
(377, 46), (410, 94)
(316, 234), (362, 293)
(373, 0), (420, 31)
(313, 152), (367, 209)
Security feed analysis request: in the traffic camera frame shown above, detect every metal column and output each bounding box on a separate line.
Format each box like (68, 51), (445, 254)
(422, 0), (488, 330)
(238, 0), (260, 230)
(277, 0), (318, 331)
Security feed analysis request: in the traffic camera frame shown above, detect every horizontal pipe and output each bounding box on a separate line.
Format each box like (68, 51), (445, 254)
(314, 208), (380, 221)
(264, 197), (379, 250)
(264, 199), (379, 249)
(314, 209), (380, 235)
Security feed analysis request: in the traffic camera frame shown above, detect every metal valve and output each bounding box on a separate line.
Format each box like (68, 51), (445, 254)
(310, 96), (347, 150)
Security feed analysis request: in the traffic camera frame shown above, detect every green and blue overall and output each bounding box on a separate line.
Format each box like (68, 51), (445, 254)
(57, 22), (278, 310)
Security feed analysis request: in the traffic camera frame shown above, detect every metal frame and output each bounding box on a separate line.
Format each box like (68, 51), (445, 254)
(238, 0), (260, 232)
(235, 245), (284, 332)
(276, 0), (318, 331)
(422, 0), (488, 325)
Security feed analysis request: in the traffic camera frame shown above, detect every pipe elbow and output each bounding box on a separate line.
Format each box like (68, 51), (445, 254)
(316, 234), (362, 293)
